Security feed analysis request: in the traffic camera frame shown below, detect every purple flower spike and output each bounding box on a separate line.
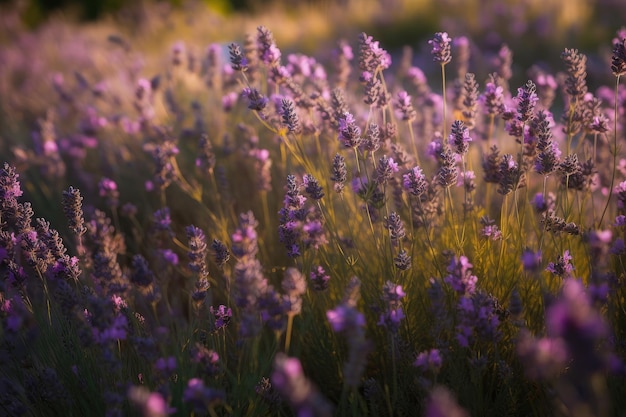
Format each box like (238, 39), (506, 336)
(428, 32), (452, 65)
(338, 112), (362, 148)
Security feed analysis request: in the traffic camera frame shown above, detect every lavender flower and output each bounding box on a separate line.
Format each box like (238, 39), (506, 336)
(497, 154), (522, 195)
(546, 250), (575, 278)
(338, 112), (362, 148)
(281, 98), (301, 134)
(449, 120), (472, 155)
(394, 91), (416, 121)
(128, 387), (171, 417)
(210, 305), (232, 331)
(330, 153), (347, 193)
(611, 37), (626, 77)
(271, 354), (333, 417)
(183, 379), (225, 414)
(515, 80), (538, 123)
(461, 73), (479, 129)
(424, 386), (469, 417)
(257, 26), (281, 67)
(196, 134), (216, 175)
(185, 225), (208, 279)
(228, 42), (248, 72)
(393, 249), (412, 271)
(534, 110), (561, 175)
(479, 216), (502, 241)
(282, 267), (307, 316)
(402, 166), (427, 197)
(444, 255), (478, 296)
(436, 146), (458, 188)
(303, 173), (324, 200)
(378, 281), (406, 332)
(211, 239), (230, 268)
(384, 212), (405, 246)
(429, 32), (452, 65)
(480, 73), (505, 116)
(414, 349), (443, 374)
(191, 343), (221, 377)
(521, 249), (542, 272)
(561, 48), (588, 102)
(242, 87), (268, 111)
(62, 186), (86, 237)
(130, 254), (155, 288)
(358, 32), (391, 73)
(309, 265), (330, 291)
(152, 207), (172, 235)
(375, 155), (399, 185)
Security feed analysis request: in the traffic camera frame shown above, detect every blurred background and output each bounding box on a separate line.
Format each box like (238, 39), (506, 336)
(1, 0), (625, 133)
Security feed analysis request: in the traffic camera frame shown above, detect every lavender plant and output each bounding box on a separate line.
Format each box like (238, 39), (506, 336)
(1, 10), (626, 417)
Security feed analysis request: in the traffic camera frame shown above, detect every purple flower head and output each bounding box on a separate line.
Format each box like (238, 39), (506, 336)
(303, 173), (324, 200)
(546, 250), (575, 278)
(402, 166), (427, 197)
(615, 215), (626, 227)
(425, 386), (469, 417)
(429, 32), (452, 65)
(521, 249), (542, 272)
(394, 249), (412, 270)
(211, 239), (230, 267)
(378, 281), (406, 332)
(183, 378), (225, 414)
(310, 265), (330, 291)
(517, 330), (569, 379)
(159, 249), (179, 266)
(515, 80), (539, 123)
(327, 304), (365, 333)
(302, 219), (328, 250)
(222, 91), (239, 112)
(257, 26), (281, 66)
(394, 91), (416, 121)
(480, 73), (505, 115)
(185, 225), (208, 280)
(338, 112), (362, 148)
(228, 42), (248, 72)
(210, 305), (232, 331)
(330, 153), (347, 194)
(281, 99), (301, 134)
(449, 120), (472, 155)
(479, 216), (502, 241)
(128, 386), (173, 417)
(98, 178), (119, 207)
(611, 37), (626, 77)
(130, 254), (154, 288)
(231, 211), (259, 259)
(444, 255), (478, 296)
(155, 356), (177, 375)
(191, 343), (221, 377)
(62, 186), (86, 237)
(358, 32), (391, 73)
(414, 349), (443, 374)
(242, 87), (268, 111)
(368, 152), (392, 183)
(271, 353), (334, 417)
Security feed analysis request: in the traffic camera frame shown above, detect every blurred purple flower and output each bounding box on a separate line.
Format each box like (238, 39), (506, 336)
(271, 354), (333, 417)
(414, 349), (443, 374)
(444, 255), (478, 296)
(183, 379), (225, 414)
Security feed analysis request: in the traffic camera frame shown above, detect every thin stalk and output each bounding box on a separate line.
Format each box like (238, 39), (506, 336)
(599, 76), (621, 227)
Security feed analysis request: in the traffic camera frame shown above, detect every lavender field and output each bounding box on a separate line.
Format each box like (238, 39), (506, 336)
(1, 0), (626, 416)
